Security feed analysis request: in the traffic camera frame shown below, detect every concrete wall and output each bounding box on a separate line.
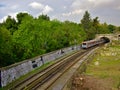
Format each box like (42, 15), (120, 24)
(95, 34), (120, 41)
(0, 45), (81, 87)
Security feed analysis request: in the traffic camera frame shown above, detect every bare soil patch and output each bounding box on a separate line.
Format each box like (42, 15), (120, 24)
(71, 74), (113, 90)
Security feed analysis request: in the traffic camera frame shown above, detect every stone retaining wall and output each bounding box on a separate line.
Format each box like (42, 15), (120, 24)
(0, 45), (81, 87)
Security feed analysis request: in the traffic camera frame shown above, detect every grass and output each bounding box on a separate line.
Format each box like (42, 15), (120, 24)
(85, 42), (120, 89)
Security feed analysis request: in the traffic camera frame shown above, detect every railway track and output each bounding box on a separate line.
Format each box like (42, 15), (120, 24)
(10, 50), (81, 90)
(37, 48), (96, 90)
(10, 47), (96, 90)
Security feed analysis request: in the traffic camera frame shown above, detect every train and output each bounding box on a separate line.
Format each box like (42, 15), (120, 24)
(81, 39), (105, 49)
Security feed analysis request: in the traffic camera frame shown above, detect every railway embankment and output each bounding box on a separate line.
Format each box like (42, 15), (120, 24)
(0, 45), (80, 88)
(66, 41), (120, 90)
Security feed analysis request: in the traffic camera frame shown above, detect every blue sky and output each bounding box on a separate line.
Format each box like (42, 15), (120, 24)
(0, 0), (120, 26)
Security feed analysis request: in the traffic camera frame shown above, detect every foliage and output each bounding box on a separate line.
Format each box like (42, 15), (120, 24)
(92, 17), (99, 34)
(0, 14), (86, 67)
(98, 23), (110, 34)
(81, 11), (92, 31)
(0, 12), (119, 67)
(2, 16), (18, 34)
(38, 14), (50, 21)
(81, 11), (98, 40)
(0, 26), (14, 66)
(17, 12), (33, 24)
(108, 24), (116, 33)
(81, 11), (117, 40)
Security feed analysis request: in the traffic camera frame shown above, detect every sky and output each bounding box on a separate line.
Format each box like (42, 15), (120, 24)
(0, 0), (120, 26)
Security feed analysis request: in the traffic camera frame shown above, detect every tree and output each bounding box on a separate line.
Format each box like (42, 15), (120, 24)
(13, 16), (38, 60)
(38, 14), (50, 21)
(114, 26), (120, 33)
(0, 26), (13, 67)
(98, 23), (110, 34)
(3, 16), (17, 34)
(81, 11), (92, 31)
(81, 11), (93, 40)
(17, 12), (32, 24)
(108, 24), (116, 33)
(2, 11), (118, 67)
(92, 17), (100, 34)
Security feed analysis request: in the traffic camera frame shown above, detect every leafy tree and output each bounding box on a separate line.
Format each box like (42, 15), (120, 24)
(114, 26), (120, 33)
(92, 17), (100, 34)
(108, 24), (116, 33)
(81, 11), (92, 40)
(1, 11), (119, 67)
(2, 16), (17, 34)
(0, 26), (13, 67)
(17, 12), (32, 24)
(81, 11), (92, 31)
(38, 14), (50, 21)
(62, 21), (86, 45)
(98, 23), (110, 34)
(13, 16), (39, 60)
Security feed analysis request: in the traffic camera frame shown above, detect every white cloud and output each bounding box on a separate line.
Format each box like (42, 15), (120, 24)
(42, 5), (53, 14)
(88, 0), (113, 4)
(71, 0), (114, 10)
(71, 0), (93, 10)
(8, 12), (18, 19)
(29, 2), (53, 14)
(73, 9), (83, 14)
(88, 0), (114, 7)
(62, 12), (71, 17)
(116, 6), (120, 10)
(0, 0), (120, 25)
(63, 6), (67, 9)
(11, 5), (19, 9)
(71, 0), (81, 8)
(62, 9), (83, 16)
(29, 2), (44, 10)
(0, 16), (7, 23)
(0, 12), (18, 23)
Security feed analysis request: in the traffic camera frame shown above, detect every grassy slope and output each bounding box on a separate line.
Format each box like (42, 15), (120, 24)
(86, 42), (120, 89)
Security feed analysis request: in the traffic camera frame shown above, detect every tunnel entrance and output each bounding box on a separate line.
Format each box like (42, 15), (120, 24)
(118, 35), (120, 40)
(100, 37), (110, 43)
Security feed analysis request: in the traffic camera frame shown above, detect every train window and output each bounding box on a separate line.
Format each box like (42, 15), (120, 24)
(82, 43), (86, 45)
